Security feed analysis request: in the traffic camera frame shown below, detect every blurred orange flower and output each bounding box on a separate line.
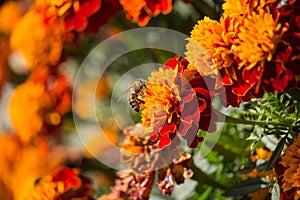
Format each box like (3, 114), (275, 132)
(29, 167), (93, 200)
(250, 148), (272, 162)
(119, 0), (172, 26)
(0, 1), (22, 35)
(9, 67), (71, 143)
(0, 134), (60, 200)
(10, 7), (63, 70)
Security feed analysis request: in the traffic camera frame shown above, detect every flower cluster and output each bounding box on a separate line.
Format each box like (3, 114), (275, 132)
(186, 0), (300, 107)
(1, 0), (300, 199)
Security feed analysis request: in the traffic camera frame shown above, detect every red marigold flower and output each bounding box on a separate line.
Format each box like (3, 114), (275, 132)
(29, 167), (93, 200)
(140, 56), (215, 149)
(119, 0), (172, 26)
(42, 0), (101, 32)
(85, 0), (121, 33)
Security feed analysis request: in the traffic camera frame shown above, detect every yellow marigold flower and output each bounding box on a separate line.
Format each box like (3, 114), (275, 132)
(9, 82), (53, 143)
(250, 147), (272, 162)
(186, 16), (239, 77)
(10, 8), (63, 69)
(280, 135), (300, 198)
(232, 9), (287, 70)
(0, 1), (22, 35)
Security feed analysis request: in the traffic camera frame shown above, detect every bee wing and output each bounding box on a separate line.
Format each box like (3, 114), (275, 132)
(116, 87), (132, 102)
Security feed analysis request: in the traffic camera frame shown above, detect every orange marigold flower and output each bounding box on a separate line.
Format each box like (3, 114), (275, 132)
(29, 167), (93, 200)
(9, 67), (71, 143)
(232, 9), (286, 70)
(119, 0), (172, 26)
(140, 56), (215, 149)
(0, 1), (22, 35)
(277, 135), (300, 199)
(186, 16), (239, 76)
(185, 15), (254, 107)
(0, 134), (61, 200)
(10, 7), (63, 70)
(9, 81), (54, 143)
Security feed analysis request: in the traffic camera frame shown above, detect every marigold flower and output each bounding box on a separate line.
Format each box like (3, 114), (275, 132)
(120, 124), (159, 173)
(277, 135), (300, 199)
(41, 0), (101, 32)
(140, 56), (215, 149)
(29, 167), (93, 200)
(186, 16), (239, 77)
(0, 1), (22, 35)
(0, 134), (61, 200)
(186, 15), (253, 107)
(232, 10), (286, 70)
(187, 0), (300, 106)
(10, 8), (63, 69)
(9, 82), (53, 143)
(9, 67), (71, 143)
(119, 0), (172, 26)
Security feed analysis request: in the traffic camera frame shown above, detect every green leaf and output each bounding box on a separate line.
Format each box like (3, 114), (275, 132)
(266, 136), (286, 170)
(223, 178), (263, 196)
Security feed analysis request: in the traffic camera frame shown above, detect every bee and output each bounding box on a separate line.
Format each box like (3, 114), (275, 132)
(118, 78), (148, 112)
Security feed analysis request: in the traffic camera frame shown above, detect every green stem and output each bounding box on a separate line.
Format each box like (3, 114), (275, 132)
(215, 109), (287, 127)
